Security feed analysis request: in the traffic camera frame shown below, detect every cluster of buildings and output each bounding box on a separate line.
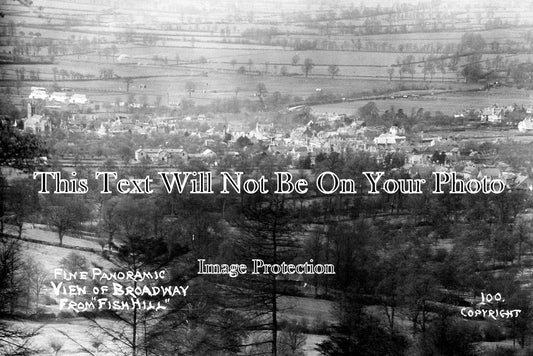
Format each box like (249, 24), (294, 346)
(479, 104), (508, 123)
(134, 147), (217, 164)
(453, 104), (533, 130)
(18, 101), (533, 192)
(127, 109), (532, 192)
(24, 103), (51, 133)
(28, 87), (88, 104)
(478, 104), (533, 132)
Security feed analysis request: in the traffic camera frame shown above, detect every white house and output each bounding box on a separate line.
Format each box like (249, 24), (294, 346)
(480, 106), (504, 123)
(49, 92), (68, 103)
(28, 90), (48, 100)
(69, 93), (88, 104)
(373, 131), (406, 146)
(518, 118), (533, 132)
(201, 149), (217, 159)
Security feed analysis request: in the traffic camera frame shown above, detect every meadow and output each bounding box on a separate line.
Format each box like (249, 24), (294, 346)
(3, 0), (533, 117)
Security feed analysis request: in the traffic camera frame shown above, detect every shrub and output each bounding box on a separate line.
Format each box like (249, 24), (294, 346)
(42, 295), (58, 305)
(29, 312), (56, 321)
(310, 317), (330, 334)
(49, 338), (64, 355)
(57, 310), (75, 319)
(485, 346), (516, 356)
(482, 322), (507, 342)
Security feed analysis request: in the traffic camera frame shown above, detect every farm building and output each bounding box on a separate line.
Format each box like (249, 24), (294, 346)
(135, 148), (188, 163)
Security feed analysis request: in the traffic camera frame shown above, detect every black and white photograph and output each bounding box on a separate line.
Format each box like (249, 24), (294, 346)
(1, 0), (533, 355)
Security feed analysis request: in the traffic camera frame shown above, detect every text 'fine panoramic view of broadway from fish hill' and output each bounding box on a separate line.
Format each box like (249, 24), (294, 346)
(1, 0), (533, 355)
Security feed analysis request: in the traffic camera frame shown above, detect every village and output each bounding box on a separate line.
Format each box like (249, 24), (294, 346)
(20, 86), (533, 194)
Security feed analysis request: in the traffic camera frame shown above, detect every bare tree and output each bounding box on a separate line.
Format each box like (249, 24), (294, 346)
(403, 55), (416, 80)
(4, 179), (39, 238)
(256, 82), (268, 109)
(291, 54), (300, 66)
(0, 237), (25, 313)
(514, 218), (533, 265)
(22, 259), (48, 310)
(387, 66), (394, 81)
(43, 195), (90, 246)
(125, 78), (133, 92)
(185, 81), (196, 97)
(0, 238), (41, 354)
(436, 58), (447, 81)
(278, 325), (307, 356)
(328, 64), (339, 79)
(99, 196), (121, 249)
(302, 58), (314, 78)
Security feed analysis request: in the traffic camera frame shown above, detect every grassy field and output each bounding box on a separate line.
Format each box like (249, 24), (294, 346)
(20, 320), (328, 356)
(311, 87), (533, 115)
(4, 224), (107, 271)
(8, 68), (404, 106)
(3, 0), (533, 113)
